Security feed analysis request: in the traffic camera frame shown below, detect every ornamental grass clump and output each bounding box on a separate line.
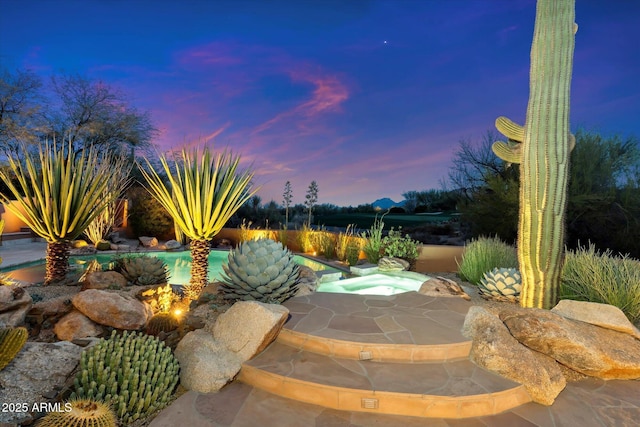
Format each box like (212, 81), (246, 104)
(561, 243), (640, 323)
(361, 213), (385, 264)
(457, 236), (518, 285)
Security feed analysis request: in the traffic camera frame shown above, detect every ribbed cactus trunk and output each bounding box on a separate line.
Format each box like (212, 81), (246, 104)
(493, 0), (576, 309)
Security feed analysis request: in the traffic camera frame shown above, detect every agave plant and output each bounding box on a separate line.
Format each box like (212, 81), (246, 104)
(139, 146), (256, 301)
(0, 141), (129, 284)
(219, 238), (300, 303)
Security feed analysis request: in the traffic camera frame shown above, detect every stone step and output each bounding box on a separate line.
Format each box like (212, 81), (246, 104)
(281, 292), (473, 362)
(239, 341), (531, 419)
(277, 328), (471, 362)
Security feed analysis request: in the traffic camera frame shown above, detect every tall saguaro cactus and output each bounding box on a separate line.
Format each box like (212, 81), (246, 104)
(493, 0), (576, 309)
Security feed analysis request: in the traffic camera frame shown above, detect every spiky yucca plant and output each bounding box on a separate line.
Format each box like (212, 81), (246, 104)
(0, 141), (129, 284)
(139, 147), (256, 301)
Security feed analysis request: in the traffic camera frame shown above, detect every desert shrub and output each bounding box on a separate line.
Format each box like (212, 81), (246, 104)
(382, 227), (420, 266)
(127, 186), (174, 239)
(561, 243), (640, 323)
(457, 236), (518, 285)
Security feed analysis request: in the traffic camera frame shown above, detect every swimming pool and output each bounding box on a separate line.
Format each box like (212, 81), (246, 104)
(1, 250), (339, 285)
(2, 251), (428, 296)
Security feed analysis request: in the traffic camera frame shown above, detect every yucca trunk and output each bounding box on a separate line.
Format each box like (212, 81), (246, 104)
(184, 239), (210, 301)
(45, 241), (71, 284)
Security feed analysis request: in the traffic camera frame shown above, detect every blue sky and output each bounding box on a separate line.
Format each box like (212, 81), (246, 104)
(1, 0), (639, 206)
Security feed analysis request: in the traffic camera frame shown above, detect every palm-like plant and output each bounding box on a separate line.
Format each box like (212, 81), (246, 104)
(139, 147), (256, 301)
(0, 142), (129, 284)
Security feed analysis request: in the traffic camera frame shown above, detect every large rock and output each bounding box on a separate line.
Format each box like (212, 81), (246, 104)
(0, 341), (83, 424)
(499, 306), (640, 380)
(139, 236), (158, 247)
(418, 276), (471, 300)
(164, 239), (182, 251)
(294, 265), (319, 297)
(462, 306), (566, 405)
(378, 256), (410, 272)
(54, 310), (104, 341)
(82, 271), (128, 290)
(174, 329), (241, 393)
(72, 289), (153, 330)
(0, 285), (32, 327)
(209, 301), (289, 362)
(551, 299), (640, 339)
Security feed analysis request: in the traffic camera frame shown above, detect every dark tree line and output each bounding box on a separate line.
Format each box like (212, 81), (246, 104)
(448, 129), (640, 258)
(0, 68), (156, 159)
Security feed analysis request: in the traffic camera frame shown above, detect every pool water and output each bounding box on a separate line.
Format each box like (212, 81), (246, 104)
(1, 250), (339, 285)
(316, 273), (426, 295)
(2, 251), (428, 296)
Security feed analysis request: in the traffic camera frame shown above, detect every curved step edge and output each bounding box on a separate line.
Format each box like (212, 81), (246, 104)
(238, 364), (532, 419)
(278, 328), (472, 362)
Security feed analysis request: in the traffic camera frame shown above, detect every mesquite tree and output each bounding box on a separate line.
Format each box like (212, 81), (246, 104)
(492, 0), (577, 309)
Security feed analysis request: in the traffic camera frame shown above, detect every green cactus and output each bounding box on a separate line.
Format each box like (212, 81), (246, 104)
(479, 268), (522, 302)
(0, 326), (28, 371)
(219, 238), (300, 303)
(146, 312), (179, 336)
(71, 330), (180, 425)
(493, 0), (577, 309)
(114, 255), (170, 286)
(36, 399), (117, 427)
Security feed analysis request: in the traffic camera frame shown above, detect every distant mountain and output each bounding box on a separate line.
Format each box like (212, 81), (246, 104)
(371, 198), (404, 210)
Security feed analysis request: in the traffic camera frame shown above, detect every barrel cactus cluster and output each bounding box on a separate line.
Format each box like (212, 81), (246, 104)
(478, 267), (522, 302)
(146, 312), (179, 336)
(0, 326), (28, 371)
(219, 238), (300, 303)
(36, 399), (117, 427)
(113, 255), (170, 286)
(71, 330), (180, 425)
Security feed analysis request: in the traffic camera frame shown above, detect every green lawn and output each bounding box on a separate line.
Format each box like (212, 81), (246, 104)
(314, 212), (457, 230)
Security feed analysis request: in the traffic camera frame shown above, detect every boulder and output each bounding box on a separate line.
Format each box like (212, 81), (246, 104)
(164, 239), (182, 251)
(209, 301), (289, 362)
(378, 256), (410, 272)
(499, 306), (640, 380)
(418, 276), (471, 300)
(0, 285), (32, 328)
(462, 306), (566, 405)
(0, 341), (83, 424)
(72, 289), (153, 330)
(551, 299), (640, 339)
(108, 232), (125, 243)
(294, 265), (319, 297)
(81, 271), (128, 290)
(54, 309), (104, 341)
(174, 329), (241, 393)
(139, 236), (158, 247)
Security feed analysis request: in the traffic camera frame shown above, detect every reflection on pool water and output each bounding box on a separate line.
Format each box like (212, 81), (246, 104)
(317, 272), (428, 296)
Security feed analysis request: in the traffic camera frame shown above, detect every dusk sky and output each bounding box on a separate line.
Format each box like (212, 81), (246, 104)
(1, 0), (639, 206)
